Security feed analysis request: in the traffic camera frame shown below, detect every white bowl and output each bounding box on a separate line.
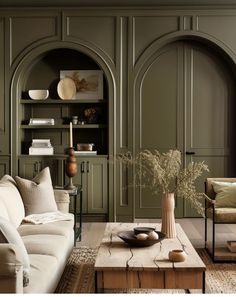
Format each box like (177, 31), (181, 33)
(28, 90), (49, 100)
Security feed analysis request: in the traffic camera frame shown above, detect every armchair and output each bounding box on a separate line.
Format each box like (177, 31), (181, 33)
(205, 177), (236, 262)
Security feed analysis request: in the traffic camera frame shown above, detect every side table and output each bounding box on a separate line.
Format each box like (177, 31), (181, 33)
(54, 185), (82, 246)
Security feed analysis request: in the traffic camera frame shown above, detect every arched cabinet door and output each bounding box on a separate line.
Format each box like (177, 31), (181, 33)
(135, 40), (235, 218)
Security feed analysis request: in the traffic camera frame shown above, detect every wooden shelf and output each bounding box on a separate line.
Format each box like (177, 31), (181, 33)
(21, 124), (107, 129)
(20, 99), (107, 104)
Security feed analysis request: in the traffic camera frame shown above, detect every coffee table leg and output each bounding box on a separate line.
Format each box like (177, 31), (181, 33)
(95, 271), (98, 293)
(202, 271), (206, 294)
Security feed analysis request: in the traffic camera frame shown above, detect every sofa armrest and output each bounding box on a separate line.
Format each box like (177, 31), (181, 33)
(54, 190), (70, 213)
(0, 243), (24, 293)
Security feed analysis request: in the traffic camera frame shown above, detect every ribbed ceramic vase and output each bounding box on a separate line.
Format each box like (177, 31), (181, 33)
(161, 192), (177, 238)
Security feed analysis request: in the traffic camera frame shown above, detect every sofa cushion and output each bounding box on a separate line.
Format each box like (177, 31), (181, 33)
(22, 234), (68, 260)
(0, 216), (30, 286)
(0, 200), (10, 221)
(0, 175), (25, 227)
(17, 217), (74, 238)
(15, 167), (57, 215)
(212, 181), (236, 208)
(24, 254), (58, 293)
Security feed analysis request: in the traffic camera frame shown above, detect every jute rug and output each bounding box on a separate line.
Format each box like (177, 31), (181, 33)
(55, 247), (236, 294)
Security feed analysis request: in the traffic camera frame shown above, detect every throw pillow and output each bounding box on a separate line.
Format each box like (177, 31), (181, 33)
(15, 167), (57, 215)
(212, 181), (236, 208)
(0, 216), (30, 287)
(0, 175), (25, 227)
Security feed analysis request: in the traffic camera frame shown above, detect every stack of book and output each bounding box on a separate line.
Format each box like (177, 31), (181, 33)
(29, 139), (54, 155)
(74, 150), (97, 155)
(29, 118), (55, 125)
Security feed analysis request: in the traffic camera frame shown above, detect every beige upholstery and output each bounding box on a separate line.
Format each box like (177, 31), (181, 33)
(0, 174), (74, 293)
(207, 207), (236, 222)
(0, 175), (25, 227)
(54, 189), (70, 213)
(0, 244), (24, 293)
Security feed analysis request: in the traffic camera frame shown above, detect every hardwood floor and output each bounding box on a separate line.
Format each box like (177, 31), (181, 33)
(76, 218), (236, 249)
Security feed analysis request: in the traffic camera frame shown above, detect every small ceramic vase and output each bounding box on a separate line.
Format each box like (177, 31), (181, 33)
(168, 249), (187, 262)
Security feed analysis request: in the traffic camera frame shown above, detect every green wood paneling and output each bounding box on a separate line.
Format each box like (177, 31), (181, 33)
(134, 42), (184, 218)
(87, 157), (107, 213)
(0, 157), (10, 177)
(184, 42), (235, 217)
(9, 13), (59, 64)
(134, 16), (179, 62)
(0, 18), (9, 155)
(65, 15), (116, 63)
(71, 157), (107, 214)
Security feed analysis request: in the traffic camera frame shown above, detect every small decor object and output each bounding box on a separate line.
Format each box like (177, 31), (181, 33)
(60, 70), (103, 99)
(28, 89), (49, 100)
(69, 122), (73, 148)
(136, 233), (149, 240)
(148, 230), (159, 240)
(57, 77), (76, 100)
(77, 143), (94, 151)
(65, 147), (77, 190)
(65, 123), (77, 190)
(133, 226), (155, 235)
(84, 108), (98, 123)
(116, 150), (209, 238)
(72, 116), (78, 125)
(161, 192), (176, 238)
(168, 249), (187, 262)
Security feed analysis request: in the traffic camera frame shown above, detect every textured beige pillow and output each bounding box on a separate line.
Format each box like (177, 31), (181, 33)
(15, 167), (57, 215)
(212, 181), (236, 208)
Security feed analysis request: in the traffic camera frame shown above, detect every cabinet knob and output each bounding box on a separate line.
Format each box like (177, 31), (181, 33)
(186, 151), (196, 155)
(81, 161), (85, 173)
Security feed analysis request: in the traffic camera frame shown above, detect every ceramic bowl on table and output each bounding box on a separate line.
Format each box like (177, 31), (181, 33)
(133, 226), (156, 235)
(117, 230), (165, 247)
(28, 89), (49, 100)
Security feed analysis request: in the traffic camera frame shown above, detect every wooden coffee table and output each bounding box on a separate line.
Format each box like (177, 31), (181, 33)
(94, 223), (206, 293)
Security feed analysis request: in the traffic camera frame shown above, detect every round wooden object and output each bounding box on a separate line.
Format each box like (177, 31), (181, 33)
(57, 77), (76, 100)
(168, 249), (187, 262)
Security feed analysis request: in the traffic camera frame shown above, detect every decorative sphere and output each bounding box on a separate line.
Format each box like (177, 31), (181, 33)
(136, 233), (148, 240)
(148, 231), (159, 240)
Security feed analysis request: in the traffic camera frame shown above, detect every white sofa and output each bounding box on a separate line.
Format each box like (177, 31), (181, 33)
(0, 173), (74, 293)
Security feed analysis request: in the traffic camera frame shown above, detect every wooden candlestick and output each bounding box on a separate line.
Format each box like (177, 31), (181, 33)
(65, 147), (77, 190)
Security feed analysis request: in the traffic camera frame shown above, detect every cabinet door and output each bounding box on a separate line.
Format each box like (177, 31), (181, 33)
(19, 157), (63, 186)
(86, 158), (107, 214)
(19, 157), (43, 179)
(0, 157), (10, 178)
(42, 158), (64, 186)
(67, 159), (86, 213)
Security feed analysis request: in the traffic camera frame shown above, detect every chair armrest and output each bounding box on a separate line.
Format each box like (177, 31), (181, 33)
(203, 193), (215, 205)
(54, 190), (70, 213)
(0, 243), (23, 293)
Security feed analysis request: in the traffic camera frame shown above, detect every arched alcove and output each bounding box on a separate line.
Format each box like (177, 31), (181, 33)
(10, 42), (116, 221)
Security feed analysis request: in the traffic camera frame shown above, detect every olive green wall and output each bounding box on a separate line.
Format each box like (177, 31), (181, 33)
(1, 2), (236, 221)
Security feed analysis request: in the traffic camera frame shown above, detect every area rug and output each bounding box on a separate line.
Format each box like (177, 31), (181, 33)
(55, 247), (236, 294)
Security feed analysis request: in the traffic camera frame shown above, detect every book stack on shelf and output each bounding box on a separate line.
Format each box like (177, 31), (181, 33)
(74, 150), (97, 155)
(29, 139), (54, 155)
(29, 118), (55, 125)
